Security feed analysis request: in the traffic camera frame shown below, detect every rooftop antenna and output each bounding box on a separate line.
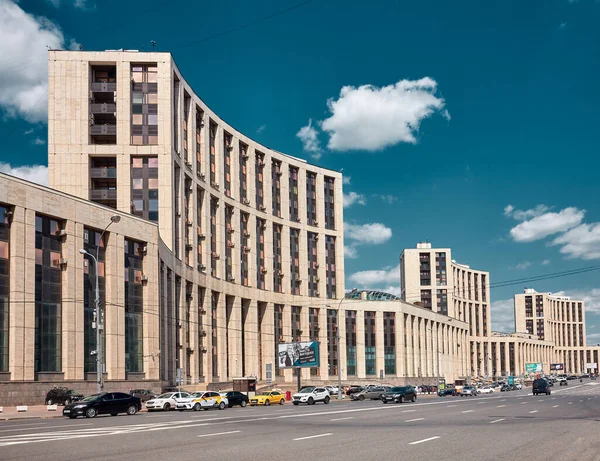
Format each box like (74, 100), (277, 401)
(151, 40), (156, 51)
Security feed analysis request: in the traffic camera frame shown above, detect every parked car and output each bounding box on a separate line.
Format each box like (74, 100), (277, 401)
(345, 385), (364, 396)
(515, 383), (523, 390)
(381, 386), (417, 404)
(533, 378), (551, 396)
(500, 385), (510, 392)
(45, 387), (84, 406)
(176, 391), (228, 411)
(438, 388), (457, 397)
(146, 392), (191, 411)
(129, 389), (156, 402)
(292, 386), (330, 405)
(478, 386), (494, 394)
(63, 392), (141, 419)
(461, 386), (478, 397)
(324, 385), (340, 396)
(559, 380), (568, 386)
(222, 391), (249, 408)
(250, 391), (286, 406)
(351, 386), (389, 401)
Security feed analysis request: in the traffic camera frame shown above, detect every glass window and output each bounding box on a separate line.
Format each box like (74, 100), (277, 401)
(132, 104), (143, 114)
(132, 114), (143, 125)
(133, 200), (144, 212)
(132, 158), (143, 168)
(35, 248), (43, 265)
(132, 93), (143, 104)
(0, 241), (7, 259)
(148, 136), (158, 145)
(148, 93), (158, 104)
(148, 114), (158, 125)
(149, 200), (158, 211)
(148, 178), (158, 189)
(132, 178), (143, 189)
(148, 158), (158, 168)
(131, 135), (143, 145)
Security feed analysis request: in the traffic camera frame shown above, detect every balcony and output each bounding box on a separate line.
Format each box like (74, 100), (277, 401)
(90, 167), (117, 179)
(90, 103), (116, 114)
(90, 124), (116, 136)
(89, 189), (117, 201)
(91, 82), (116, 92)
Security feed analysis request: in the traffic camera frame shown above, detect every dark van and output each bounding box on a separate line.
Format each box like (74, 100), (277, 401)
(532, 379), (551, 396)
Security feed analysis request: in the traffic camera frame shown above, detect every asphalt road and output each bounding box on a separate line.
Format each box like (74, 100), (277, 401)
(1, 382), (599, 461)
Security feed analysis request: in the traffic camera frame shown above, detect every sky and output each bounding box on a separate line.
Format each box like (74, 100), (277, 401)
(1, 0), (600, 341)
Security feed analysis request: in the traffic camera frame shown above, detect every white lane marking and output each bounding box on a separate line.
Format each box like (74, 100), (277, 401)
(568, 402), (573, 405)
(529, 410), (538, 414)
(552, 405), (559, 408)
(0, 423), (47, 428)
(330, 417), (353, 422)
(405, 418), (425, 422)
(409, 436), (440, 445)
(551, 398), (556, 400)
(497, 405), (506, 408)
(461, 410), (474, 413)
(588, 398), (592, 400)
(446, 405), (457, 408)
(489, 418), (505, 424)
(0, 424), (48, 434)
(500, 399), (506, 402)
(579, 400), (584, 403)
(401, 409), (416, 413)
(197, 430), (240, 438)
(293, 433), (332, 441)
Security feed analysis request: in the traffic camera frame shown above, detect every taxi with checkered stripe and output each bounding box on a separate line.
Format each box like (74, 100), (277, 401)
(175, 391), (229, 411)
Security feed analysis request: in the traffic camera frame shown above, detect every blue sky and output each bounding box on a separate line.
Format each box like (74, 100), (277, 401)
(1, 0), (599, 339)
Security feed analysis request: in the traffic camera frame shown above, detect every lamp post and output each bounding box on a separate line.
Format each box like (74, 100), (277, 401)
(80, 214), (120, 393)
(336, 296), (344, 401)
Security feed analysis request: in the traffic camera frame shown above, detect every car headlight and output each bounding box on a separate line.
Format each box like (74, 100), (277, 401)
(73, 405), (87, 409)
(394, 394), (401, 398)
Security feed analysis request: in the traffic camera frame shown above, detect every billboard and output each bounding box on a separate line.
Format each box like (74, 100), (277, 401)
(586, 363), (597, 370)
(525, 363), (543, 373)
(277, 341), (320, 368)
(550, 363), (564, 371)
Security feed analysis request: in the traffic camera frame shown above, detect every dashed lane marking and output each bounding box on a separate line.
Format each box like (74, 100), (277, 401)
(293, 433), (332, 441)
(489, 419), (505, 424)
(330, 417), (353, 422)
(409, 436), (440, 445)
(197, 431), (240, 438)
(529, 410), (538, 414)
(405, 418), (425, 422)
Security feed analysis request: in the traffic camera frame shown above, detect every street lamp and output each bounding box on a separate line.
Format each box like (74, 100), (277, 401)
(326, 296), (345, 401)
(80, 214), (120, 393)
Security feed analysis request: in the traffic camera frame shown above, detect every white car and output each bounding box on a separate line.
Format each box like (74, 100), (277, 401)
(146, 392), (191, 411)
(292, 386), (331, 405)
(324, 385), (340, 396)
(515, 383), (523, 390)
(478, 386), (494, 394)
(176, 391), (228, 411)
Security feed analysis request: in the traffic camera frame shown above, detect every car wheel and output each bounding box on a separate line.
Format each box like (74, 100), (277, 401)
(85, 408), (97, 418)
(279, 399), (285, 405)
(383, 400), (388, 404)
(359, 395), (365, 401)
(308, 397), (314, 405)
(69, 415), (77, 419)
(228, 404), (233, 408)
(218, 402), (226, 410)
(64, 398), (71, 406)
(411, 395), (417, 403)
(241, 400), (247, 408)
(265, 400), (270, 406)
(324, 396), (330, 404)
(163, 402), (171, 411)
(399, 395), (405, 403)
(192, 403), (201, 411)
(46, 399), (53, 405)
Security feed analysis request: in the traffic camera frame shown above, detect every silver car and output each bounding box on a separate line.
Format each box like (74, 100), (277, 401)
(351, 386), (389, 401)
(460, 386), (478, 397)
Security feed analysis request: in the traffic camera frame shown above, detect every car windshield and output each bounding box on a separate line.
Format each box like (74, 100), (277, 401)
(79, 394), (102, 402)
(389, 387), (407, 392)
(156, 393), (174, 399)
(256, 392), (271, 396)
(298, 387), (315, 393)
(191, 392), (205, 397)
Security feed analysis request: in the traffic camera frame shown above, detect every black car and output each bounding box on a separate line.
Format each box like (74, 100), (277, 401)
(223, 391), (249, 408)
(381, 386), (417, 404)
(500, 385), (510, 392)
(45, 387), (84, 405)
(532, 379), (551, 396)
(438, 388), (457, 397)
(63, 392), (142, 419)
(130, 389), (156, 402)
(345, 385), (364, 396)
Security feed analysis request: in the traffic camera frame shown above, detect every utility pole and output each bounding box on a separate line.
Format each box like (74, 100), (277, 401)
(336, 297), (344, 400)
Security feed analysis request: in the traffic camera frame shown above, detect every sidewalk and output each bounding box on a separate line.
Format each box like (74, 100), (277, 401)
(0, 405), (66, 421)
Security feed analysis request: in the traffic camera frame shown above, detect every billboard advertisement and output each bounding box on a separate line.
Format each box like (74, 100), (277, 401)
(277, 341), (320, 368)
(550, 363), (564, 371)
(525, 363), (543, 373)
(586, 363), (597, 370)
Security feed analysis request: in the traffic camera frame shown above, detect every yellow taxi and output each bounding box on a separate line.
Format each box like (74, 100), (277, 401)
(175, 391), (228, 411)
(249, 391), (286, 406)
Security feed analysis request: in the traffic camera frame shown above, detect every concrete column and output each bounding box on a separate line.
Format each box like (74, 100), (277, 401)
(338, 308), (347, 382)
(356, 310), (366, 379)
(142, 241), (160, 382)
(227, 297), (242, 380)
(244, 299), (259, 378)
(106, 232), (125, 380)
(504, 343), (511, 376)
(216, 294), (227, 381)
(261, 302), (274, 381)
(318, 307), (328, 381)
(61, 220), (79, 380)
(375, 311), (385, 378)
(396, 312), (405, 377)
(300, 306), (310, 381)
(406, 315), (414, 377)
(282, 305), (293, 383)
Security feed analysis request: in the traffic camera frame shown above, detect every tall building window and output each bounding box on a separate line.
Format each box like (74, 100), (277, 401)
(325, 236), (336, 299)
(173, 165), (181, 259)
(290, 228), (300, 295)
(481, 274), (487, 301)
(474, 273), (479, 301)
(83, 228), (106, 373)
(125, 239), (144, 373)
(289, 166), (299, 222)
(90, 65), (117, 145)
(183, 93), (191, 164)
(173, 75), (180, 153)
(197, 187), (205, 272)
(420, 290), (432, 309)
(225, 206), (234, 282)
(210, 197), (219, 277)
(196, 107), (204, 177)
(525, 296), (533, 317)
(364, 311), (376, 375)
(89, 157), (117, 209)
(211, 291), (219, 378)
(308, 232), (318, 297)
(256, 219), (266, 289)
(436, 289), (448, 315)
(209, 122), (217, 187)
(327, 309), (338, 376)
(130, 63), (158, 145)
(255, 152), (265, 211)
(384, 312), (396, 375)
(292, 306), (302, 341)
(435, 252), (446, 286)
(0, 205), (10, 372)
(324, 176), (335, 230)
(240, 213), (250, 286)
(419, 253), (431, 286)
(184, 177), (193, 266)
(306, 172), (317, 226)
(131, 156), (159, 222)
(309, 308), (319, 376)
(345, 311), (357, 376)
(274, 304), (284, 376)
(224, 133), (233, 197)
(239, 142), (248, 204)
(273, 224), (283, 293)
(272, 160), (281, 217)
(197, 286), (205, 381)
(34, 215), (63, 372)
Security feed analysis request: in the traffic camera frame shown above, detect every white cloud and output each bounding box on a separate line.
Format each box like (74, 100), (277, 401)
(559, 22), (568, 29)
(343, 191), (366, 208)
(256, 124), (266, 134)
(587, 333), (600, 346)
(514, 261), (531, 270)
(503, 205), (514, 216)
(490, 299), (515, 333)
(348, 264), (400, 286)
(345, 222), (392, 245)
(552, 223), (600, 260)
(541, 259), (551, 265)
(508, 207), (585, 242)
(296, 119), (322, 158)
(0, 1), (77, 123)
(47, 0), (91, 8)
(342, 176), (351, 185)
(23, 128), (34, 135)
(319, 77), (447, 151)
(32, 137), (46, 145)
(344, 245), (358, 259)
(373, 194), (398, 204)
(553, 288), (600, 314)
(505, 204), (550, 221)
(0, 162), (48, 185)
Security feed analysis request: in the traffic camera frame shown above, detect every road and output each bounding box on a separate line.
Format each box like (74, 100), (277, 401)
(0, 382), (599, 461)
